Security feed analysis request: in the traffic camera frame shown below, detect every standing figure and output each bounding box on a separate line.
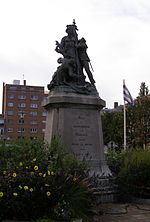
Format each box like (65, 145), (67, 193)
(55, 23), (84, 82)
(77, 38), (95, 86)
(55, 25), (77, 59)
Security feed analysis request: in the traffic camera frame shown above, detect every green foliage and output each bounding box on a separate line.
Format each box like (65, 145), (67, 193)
(126, 96), (150, 148)
(106, 150), (126, 176)
(139, 82), (149, 97)
(102, 111), (124, 148)
(0, 139), (47, 169)
(102, 82), (150, 149)
(0, 137), (95, 221)
(117, 149), (150, 199)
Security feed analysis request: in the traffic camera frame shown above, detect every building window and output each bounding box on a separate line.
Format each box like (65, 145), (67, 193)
(8, 94), (14, 99)
(18, 111), (25, 119)
(18, 103), (26, 108)
(30, 95), (38, 100)
(18, 119), (24, 124)
(42, 129), (45, 132)
(42, 120), (46, 124)
(7, 119), (13, 124)
(18, 128), (25, 133)
(42, 111), (47, 116)
(8, 102), (14, 107)
(7, 128), (13, 132)
(30, 103), (38, 108)
(0, 119), (4, 124)
(30, 120), (37, 125)
(30, 128), (37, 133)
(0, 129), (4, 135)
(18, 95), (26, 99)
(30, 111), (37, 116)
(7, 110), (13, 115)
(18, 111), (25, 115)
(9, 86), (17, 90)
(21, 87), (26, 90)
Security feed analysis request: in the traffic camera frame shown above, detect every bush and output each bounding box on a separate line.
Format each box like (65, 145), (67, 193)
(106, 150), (126, 176)
(116, 149), (150, 199)
(0, 137), (95, 221)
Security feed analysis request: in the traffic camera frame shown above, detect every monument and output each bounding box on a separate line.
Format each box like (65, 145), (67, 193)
(43, 20), (110, 177)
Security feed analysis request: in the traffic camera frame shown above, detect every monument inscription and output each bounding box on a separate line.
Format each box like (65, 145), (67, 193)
(72, 112), (92, 157)
(59, 107), (102, 161)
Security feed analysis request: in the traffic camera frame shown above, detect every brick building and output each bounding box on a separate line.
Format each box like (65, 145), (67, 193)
(2, 80), (48, 141)
(0, 114), (4, 140)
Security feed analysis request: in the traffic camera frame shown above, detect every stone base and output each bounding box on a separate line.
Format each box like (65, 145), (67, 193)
(94, 177), (117, 203)
(43, 86), (111, 176)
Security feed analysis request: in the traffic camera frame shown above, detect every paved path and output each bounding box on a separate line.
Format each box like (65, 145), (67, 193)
(94, 203), (150, 222)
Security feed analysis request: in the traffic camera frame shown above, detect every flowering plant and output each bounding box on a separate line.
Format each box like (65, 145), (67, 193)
(0, 137), (95, 221)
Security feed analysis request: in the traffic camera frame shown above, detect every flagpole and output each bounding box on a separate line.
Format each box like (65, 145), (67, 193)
(123, 79), (126, 150)
(123, 80), (134, 150)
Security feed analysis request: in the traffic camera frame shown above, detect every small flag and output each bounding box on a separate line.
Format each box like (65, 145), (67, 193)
(123, 83), (134, 105)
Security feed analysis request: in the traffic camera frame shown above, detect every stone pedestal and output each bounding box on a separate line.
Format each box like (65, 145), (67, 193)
(43, 86), (111, 176)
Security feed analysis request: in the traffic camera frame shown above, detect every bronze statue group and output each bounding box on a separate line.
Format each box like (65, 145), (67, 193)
(48, 20), (96, 94)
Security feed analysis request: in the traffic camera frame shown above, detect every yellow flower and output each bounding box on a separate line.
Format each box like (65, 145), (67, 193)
(19, 162), (23, 166)
(19, 185), (22, 189)
(51, 171), (54, 176)
(29, 188), (33, 192)
(26, 166), (29, 169)
(24, 186), (29, 191)
(47, 170), (55, 176)
(34, 165), (38, 171)
(73, 177), (77, 182)
(3, 170), (6, 175)
(13, 192), (18, 197)
(39, 172), (42, 176)
(46, 191), (51, 197)
(32, 158), (36, 162)
(43, 173), (46, 177)
(0, 192), (3, 197)
(12, 172), (17, 177)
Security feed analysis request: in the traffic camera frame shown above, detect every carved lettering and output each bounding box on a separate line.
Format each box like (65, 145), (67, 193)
(73, 125), (90, 128)
(71, 111), (95, 158)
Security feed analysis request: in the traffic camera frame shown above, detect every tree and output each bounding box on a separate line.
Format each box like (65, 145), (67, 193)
(127, 82), (150, 148)
(127, 95), (150, 149)
(102, 110), (124, 148)
(102, 82), (150, 149)
(125, 82), (150, 148)
(139, 82), (149, 97)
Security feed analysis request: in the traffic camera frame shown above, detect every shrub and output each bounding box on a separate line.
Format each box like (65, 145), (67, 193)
(0, 137), (95, 221)
(106, 149), (126, 176)
(116, 149), (150, 199)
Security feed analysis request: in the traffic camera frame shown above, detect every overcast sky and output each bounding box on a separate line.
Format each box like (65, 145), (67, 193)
(0, 0), (150, 111)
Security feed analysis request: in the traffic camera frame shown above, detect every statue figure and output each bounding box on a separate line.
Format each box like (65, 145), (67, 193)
(48, 20), (96, 94)
(55, 22), (83, 81)
(77, 37), (95, 86)
(55, 24), (77, 60)
(48, 57), (78, 90)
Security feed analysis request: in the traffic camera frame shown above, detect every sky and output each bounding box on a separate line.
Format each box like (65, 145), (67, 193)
(0, 0), (150, 111)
